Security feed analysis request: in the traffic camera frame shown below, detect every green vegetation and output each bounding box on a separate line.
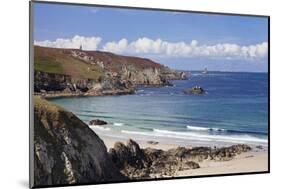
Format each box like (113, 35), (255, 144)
(34, 58), (63, 74)
(34, 46), (104, 81)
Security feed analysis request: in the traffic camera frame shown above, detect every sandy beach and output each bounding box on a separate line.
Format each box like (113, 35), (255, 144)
(176, 151), (268, 176)
(100, 135), (268, 177)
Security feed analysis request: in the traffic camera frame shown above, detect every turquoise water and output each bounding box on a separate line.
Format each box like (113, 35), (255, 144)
(49, 71), (268, 146)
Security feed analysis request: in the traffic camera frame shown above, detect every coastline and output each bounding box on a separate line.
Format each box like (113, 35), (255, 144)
(33, 96), (269, 186)
(89, 125), (268, 149)
(34, 83), (175, 99)
(34, 88), (135, 99)
(36, 67), (269, 181)
(99, 135), (268, 176)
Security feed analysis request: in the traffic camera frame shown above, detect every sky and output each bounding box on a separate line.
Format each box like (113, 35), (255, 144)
(33, 2), (269, 72)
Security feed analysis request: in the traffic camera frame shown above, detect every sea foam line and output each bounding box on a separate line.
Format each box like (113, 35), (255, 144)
(89, 125), (110, 131)
(121, 129), (267, 144)
(113, 122), (124, 126)
(186, 125), (225, 132)
(153, 129), (267, 143)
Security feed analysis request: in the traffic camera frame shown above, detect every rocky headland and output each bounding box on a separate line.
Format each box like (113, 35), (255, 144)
(34, 46), (187, 98)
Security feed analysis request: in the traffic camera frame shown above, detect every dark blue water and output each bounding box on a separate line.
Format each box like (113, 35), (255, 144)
(50, 71), (268, 146)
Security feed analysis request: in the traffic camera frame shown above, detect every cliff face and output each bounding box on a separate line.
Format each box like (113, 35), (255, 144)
(33, 97), (125, 187)
(34, 71), (135, 98)
(34, 46), (187, 97)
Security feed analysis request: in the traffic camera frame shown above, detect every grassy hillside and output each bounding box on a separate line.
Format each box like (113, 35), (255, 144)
(34, 46), (104, 81)
(34, 46), (168, 80)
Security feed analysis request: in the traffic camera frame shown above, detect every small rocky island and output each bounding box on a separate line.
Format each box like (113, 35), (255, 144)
(184, 86), (205, 94)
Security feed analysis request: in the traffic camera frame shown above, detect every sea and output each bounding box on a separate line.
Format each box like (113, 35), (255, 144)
(49, 71), (269, 147)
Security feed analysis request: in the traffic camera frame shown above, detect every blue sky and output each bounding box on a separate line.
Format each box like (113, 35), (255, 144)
(33, 2), (269, 72)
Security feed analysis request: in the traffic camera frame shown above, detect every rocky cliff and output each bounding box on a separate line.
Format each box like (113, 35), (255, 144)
(34, 46), (187, 97)
(34, 71), (135, 98)
(32, 97), (125, 187)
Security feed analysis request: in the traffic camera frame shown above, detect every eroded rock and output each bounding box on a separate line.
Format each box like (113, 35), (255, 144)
(109, 139), (251, 179)
(109, 139), (200, 179)
(33, 97), (125, 187)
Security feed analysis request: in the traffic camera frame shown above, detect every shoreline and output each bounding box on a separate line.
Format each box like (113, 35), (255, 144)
(34, 89), (136, 99)
(99, 133), (268, 151)
(90, 126), (268, 150)
(99, 135), (268, 177)
(34, 82), (177, 99)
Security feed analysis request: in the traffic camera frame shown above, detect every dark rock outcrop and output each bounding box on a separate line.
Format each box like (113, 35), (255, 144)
(184, 86), (205, 94)
(109, 139), (251, 179)
(89, 119), (107, 125)
(167, 144), (251, 162)
(33, 97), (125, 187)
(109, 139), (200, 179)
(109, 140), (149, 170)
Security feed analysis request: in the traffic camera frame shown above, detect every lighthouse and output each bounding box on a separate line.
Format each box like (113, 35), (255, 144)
(79, 44), (83, 51)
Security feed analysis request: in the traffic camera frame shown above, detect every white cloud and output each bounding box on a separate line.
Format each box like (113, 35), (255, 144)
(102, 38), (128, 54)
(34, 35), (102, 50)
(35, 35), (268, 60)
(103, 37), (268, 60)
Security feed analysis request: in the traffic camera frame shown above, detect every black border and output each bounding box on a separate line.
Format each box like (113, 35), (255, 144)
(29, 0), (270, 188)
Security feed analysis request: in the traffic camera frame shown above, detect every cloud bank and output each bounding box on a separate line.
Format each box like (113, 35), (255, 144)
(103, 38), (268, 60)
(34, 35), (102, 50)
(35, 35), (268, 60)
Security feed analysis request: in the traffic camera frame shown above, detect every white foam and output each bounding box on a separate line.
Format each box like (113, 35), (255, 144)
(186, 125), (225, 132)
(186, 125), (209, 131)
(121, 130), (147, 135)
(210, 127), (226, 132)
(89, 125), (110, 131)
(113, 122), (124, 126)
(153, 129), (267, 143)
(121, 128), (267, 144)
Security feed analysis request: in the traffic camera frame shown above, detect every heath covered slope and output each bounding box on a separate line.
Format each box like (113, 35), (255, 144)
(34, 46), (186, 97)
(33, 97), (125, 187)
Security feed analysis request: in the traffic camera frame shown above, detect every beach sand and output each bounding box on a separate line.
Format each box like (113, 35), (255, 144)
(176, 151), (268, 176)
(100, 136), (268, 176)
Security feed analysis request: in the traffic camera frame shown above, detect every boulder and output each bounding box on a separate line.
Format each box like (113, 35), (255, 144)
(89, 119), (107, 125)
(147, 141), (159, 145)
(109, 139), (149, 170)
